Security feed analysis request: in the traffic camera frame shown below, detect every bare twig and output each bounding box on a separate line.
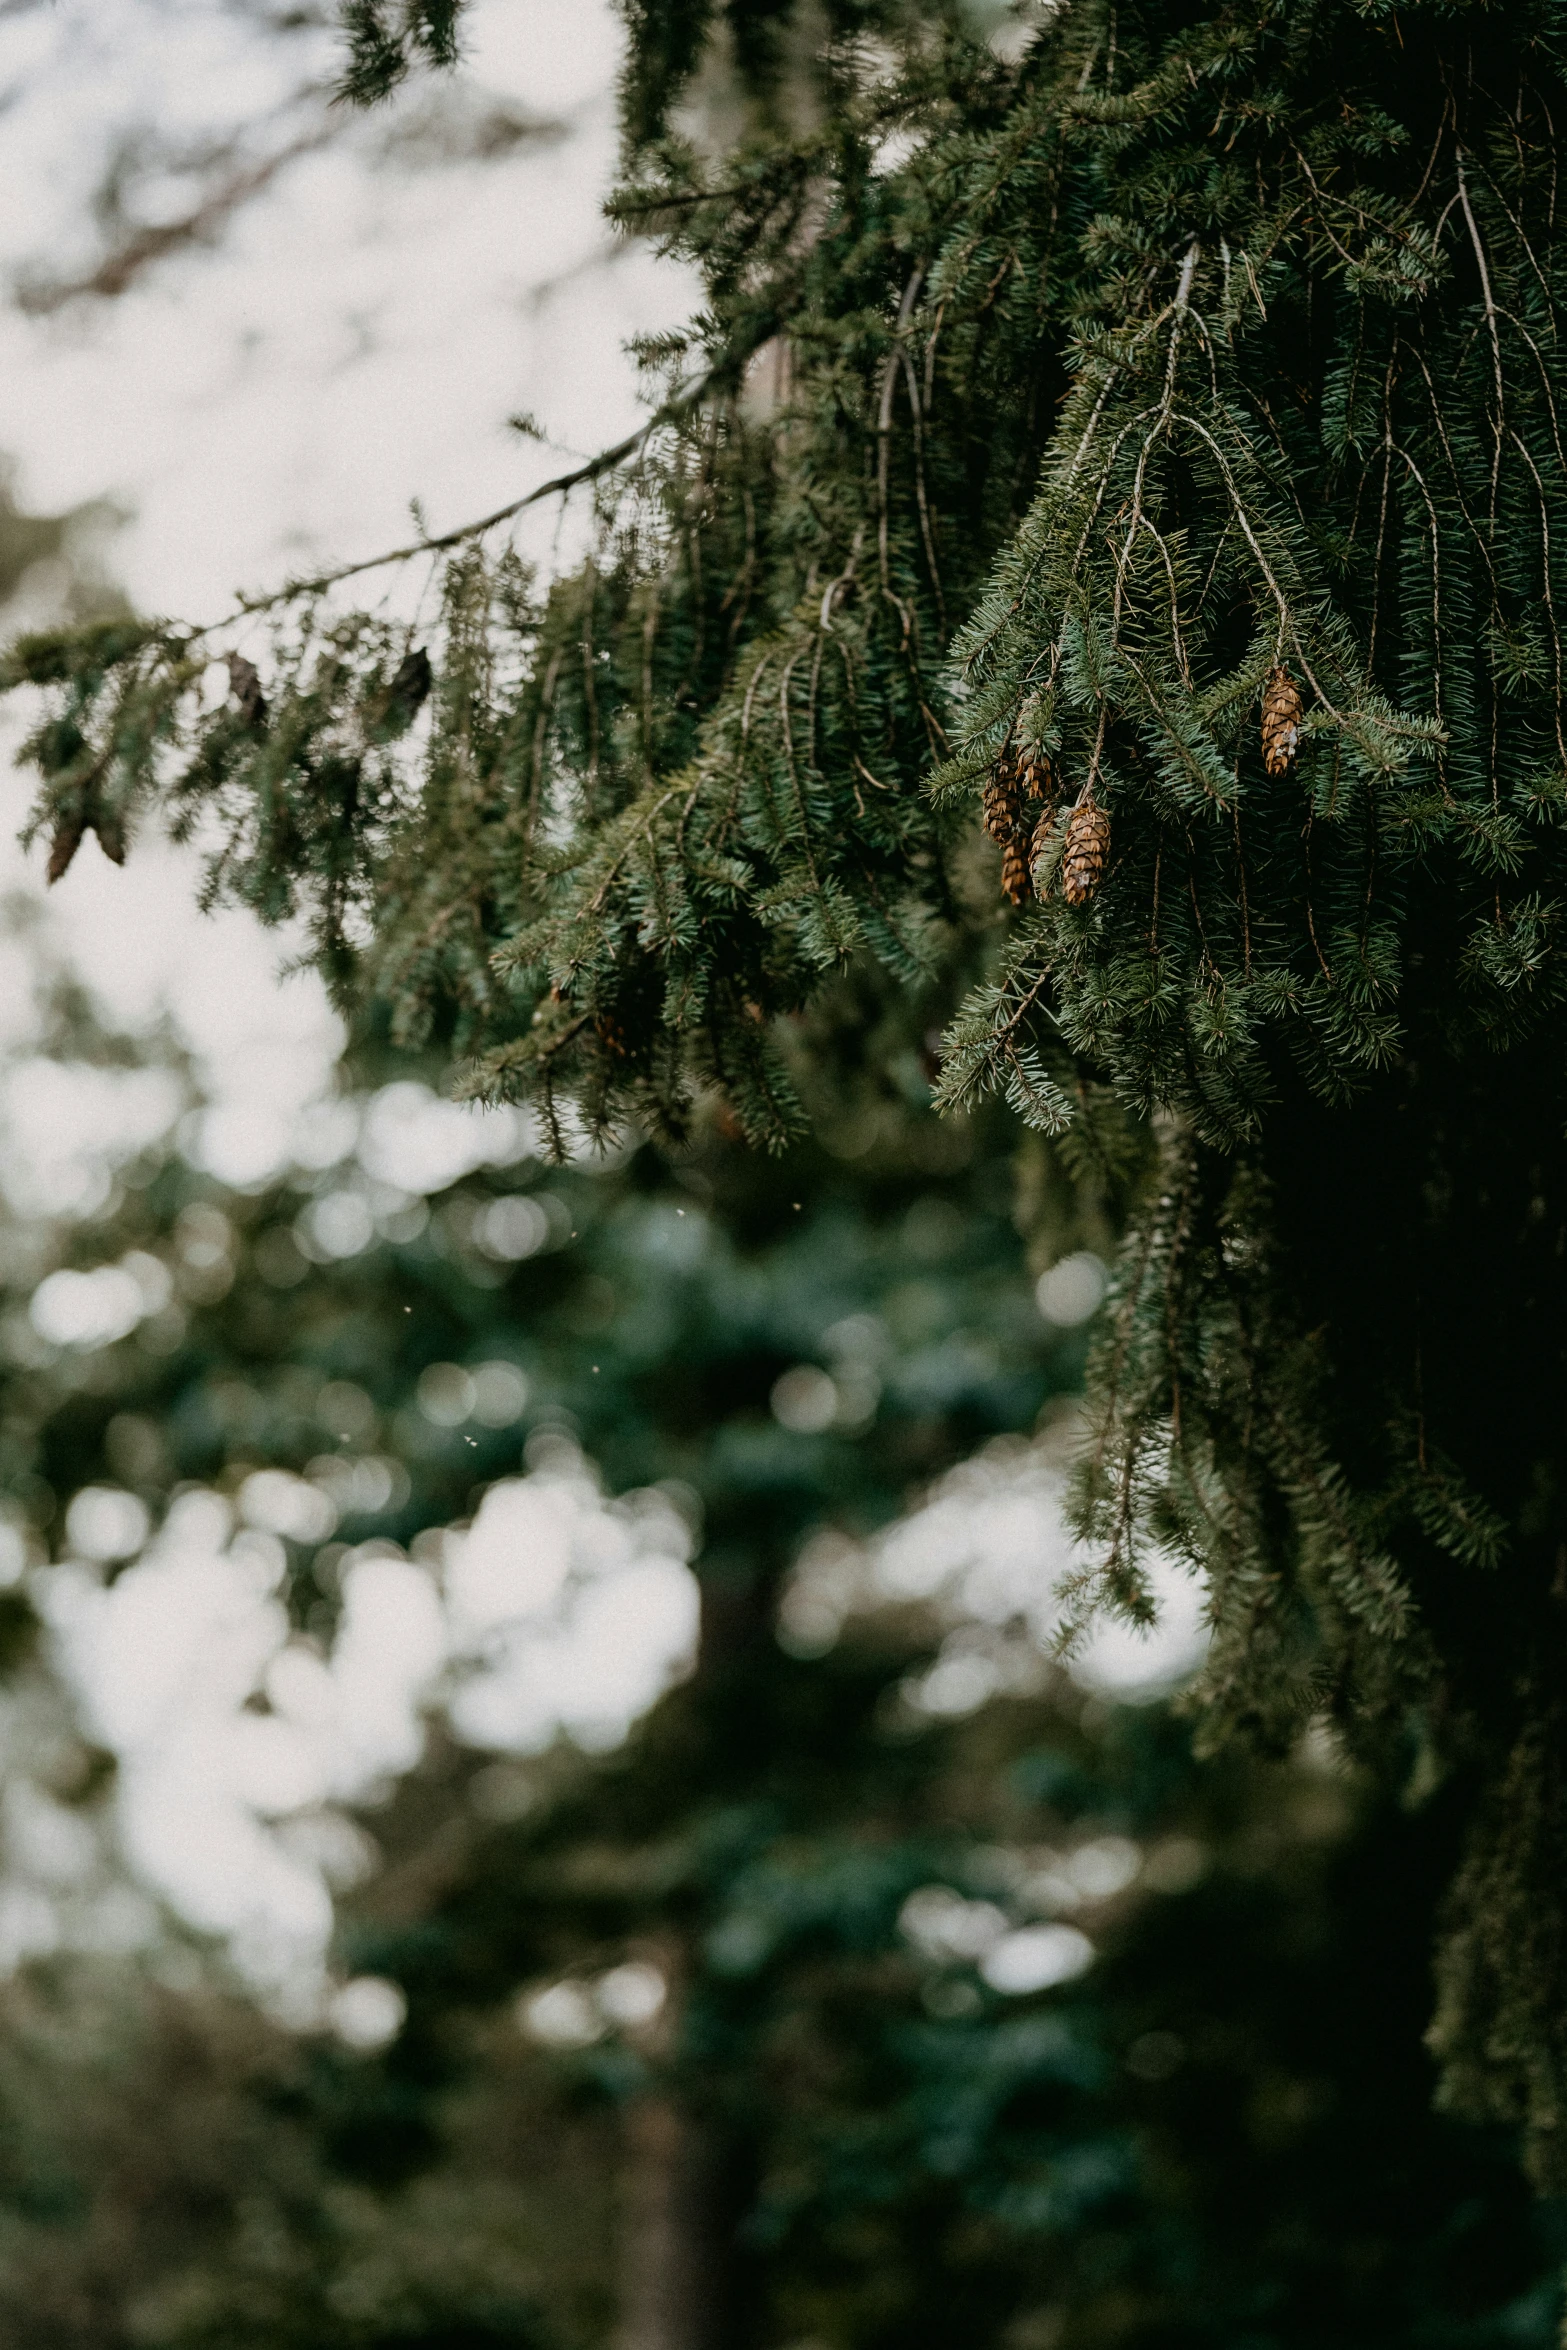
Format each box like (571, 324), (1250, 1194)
(18, 113), (339, 315)
(182, 356), (750, 643)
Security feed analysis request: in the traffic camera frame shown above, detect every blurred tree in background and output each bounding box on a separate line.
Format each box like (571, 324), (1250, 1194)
(0, 956), (1558, 2343)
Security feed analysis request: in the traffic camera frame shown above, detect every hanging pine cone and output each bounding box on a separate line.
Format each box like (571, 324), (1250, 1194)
(1261, 664), (1303, 777)
(1000, 836), (1031, 906)
(1021, 749), (1055, 801)
(1028, 806), (1056, 900)
(226, 651), (268, 730)
(982, 755), (1024, 845)
(1062, 795), (1110, 907)
(595, 1013), (631, 1058)
(46, 811), (86, 885)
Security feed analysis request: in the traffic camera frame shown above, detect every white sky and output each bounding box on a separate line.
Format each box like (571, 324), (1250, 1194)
(0, 0), (1207, 2019)
(0, 0), (678, 614)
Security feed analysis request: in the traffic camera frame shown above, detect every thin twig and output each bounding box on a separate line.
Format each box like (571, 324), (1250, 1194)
(183, 358), (749, 643)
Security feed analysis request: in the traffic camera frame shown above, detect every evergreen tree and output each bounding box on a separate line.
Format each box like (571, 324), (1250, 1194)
(343, 1676), (1567, 2350)
(10, 0), (1567, 2185)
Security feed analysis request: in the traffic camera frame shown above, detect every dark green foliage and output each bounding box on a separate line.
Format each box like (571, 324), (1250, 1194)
(329, 1664), (1567, 2349)
(0, 1960), (612, 2348)
(14, 0), (1567, 2180)
(337, 1), (467, 107)
(614, 0), (939, 148)
(6, 1664), (1564, 2344)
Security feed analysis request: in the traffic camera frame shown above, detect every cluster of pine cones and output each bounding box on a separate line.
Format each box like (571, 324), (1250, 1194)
(983, 669), (1302, 912)
(982, 747), (1108, 909)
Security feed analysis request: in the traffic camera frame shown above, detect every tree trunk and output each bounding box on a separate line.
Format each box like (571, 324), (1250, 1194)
(612, 1575), (778, 2348)
(612, 2089), (720, 2350)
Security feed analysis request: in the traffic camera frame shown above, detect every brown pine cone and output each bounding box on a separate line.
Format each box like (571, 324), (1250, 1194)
(595, 1014), (631, 1058)
(46, 811), (87, 885)
(1062, 797), (1110, 907)
(1000, 837), (1032, 906)
(1028, 806), (1057, 900)
(226, 651), (268, 730)
(1261, 663), (1304, 777)
(1022, 750), (1056, 801)
(982, 759), (1024, 845)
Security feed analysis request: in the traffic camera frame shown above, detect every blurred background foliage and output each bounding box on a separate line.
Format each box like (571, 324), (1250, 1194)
(0, 903), (1558, 2344)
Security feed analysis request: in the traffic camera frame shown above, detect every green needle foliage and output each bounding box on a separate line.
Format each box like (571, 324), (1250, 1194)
(11, 0), (1567, 2170)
